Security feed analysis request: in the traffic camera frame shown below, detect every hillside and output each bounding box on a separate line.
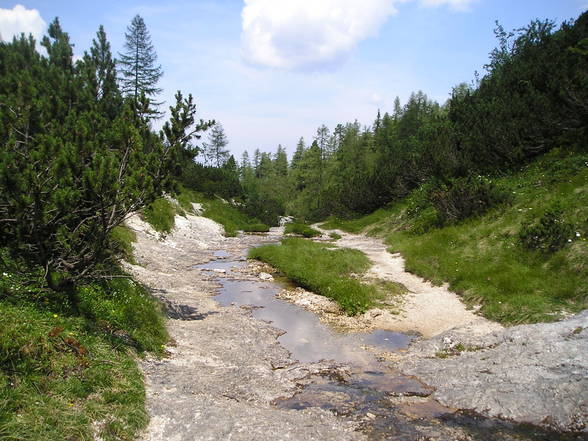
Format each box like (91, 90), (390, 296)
(321, 149), (588, 324)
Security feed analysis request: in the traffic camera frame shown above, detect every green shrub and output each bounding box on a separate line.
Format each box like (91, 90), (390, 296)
(518, 206), (576, 253)
(284, 222), (322, 237)
(142, 198), (176, 233)
(430, 175), (510, 225)
(405, 180), (437, 218)
(242, 223), (270, 233)
(409, 206), (441, 235)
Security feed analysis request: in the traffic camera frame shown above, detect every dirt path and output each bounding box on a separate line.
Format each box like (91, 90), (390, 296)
(312, 226), (588, 434)
(314, 227), (502, 338)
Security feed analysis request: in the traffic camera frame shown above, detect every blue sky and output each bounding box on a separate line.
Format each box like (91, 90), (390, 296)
(1, 0), (586, 159)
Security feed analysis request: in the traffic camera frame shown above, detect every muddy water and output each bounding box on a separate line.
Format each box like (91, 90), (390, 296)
(197, 251), (583, 441)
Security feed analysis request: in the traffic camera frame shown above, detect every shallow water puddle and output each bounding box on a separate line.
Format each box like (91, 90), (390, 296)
(200, 255), (582, 441)
(217, 279), (411, 364)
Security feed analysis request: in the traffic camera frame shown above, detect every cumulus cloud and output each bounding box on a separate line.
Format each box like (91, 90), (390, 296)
(0, 4), (46, 42)
(241, 0), (403, 70)
(241, 0), (477, 70)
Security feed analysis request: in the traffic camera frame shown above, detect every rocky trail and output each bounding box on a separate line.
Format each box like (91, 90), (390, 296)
(124, 211), (587, 441)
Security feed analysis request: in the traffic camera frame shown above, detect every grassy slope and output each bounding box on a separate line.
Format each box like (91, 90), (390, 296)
(321, 151), (588, 324)
(0, 271), (168, 441)
(249, 237), (384, 314)
(143, 189), (269, 237)
(284, 222), (322, 238)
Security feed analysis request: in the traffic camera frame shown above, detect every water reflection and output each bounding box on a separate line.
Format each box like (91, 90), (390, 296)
(216, 278), (409, 365)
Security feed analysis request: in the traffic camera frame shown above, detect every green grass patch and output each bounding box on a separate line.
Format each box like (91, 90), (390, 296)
(321, 206), (400, 234)
(249, 237), (382, 314)
(175, 188), (269, 236)
(142, 190), (269, 237)
(329, 232), (342, 241)
(241, 223), (270, 233)
(284, 222), (322, 238)
(328, 150), (588, 324)
(142, 198), (176, 234)
(200, 198), (268, 236)
(0, 266), (168, 440)
(110, 226), (137, 264)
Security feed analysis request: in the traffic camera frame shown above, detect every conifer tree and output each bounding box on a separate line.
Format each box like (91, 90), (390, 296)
(118, 15), (163, 117)
(274, 145), (288, 177)
(202, 122), (230, 167)
(0, 20), (180, 295)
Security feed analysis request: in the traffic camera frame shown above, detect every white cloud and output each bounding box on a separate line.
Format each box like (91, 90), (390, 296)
(241, 0), (403, 70)
(241, 0), (477, 71)
(0, 4), (45, 42)
(419, 0), (477, 12)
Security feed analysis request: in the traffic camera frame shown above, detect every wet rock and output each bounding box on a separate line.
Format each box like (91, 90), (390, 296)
(399, 311), (588, 433)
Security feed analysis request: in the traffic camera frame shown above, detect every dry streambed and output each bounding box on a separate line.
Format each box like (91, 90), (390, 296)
(125, 213), (587, 440)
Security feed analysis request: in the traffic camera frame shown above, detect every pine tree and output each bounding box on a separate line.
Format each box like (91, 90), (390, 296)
(274, 145), (288, 177)
(0, 21), (179, 295)
(118, 15), (163, 117)
(203, 122), (230, 167)
(81, 25), (121, 119)
(291, 137), (305, 168)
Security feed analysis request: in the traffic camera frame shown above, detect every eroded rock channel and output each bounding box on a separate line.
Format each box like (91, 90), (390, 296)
(126, 212), (586, 441)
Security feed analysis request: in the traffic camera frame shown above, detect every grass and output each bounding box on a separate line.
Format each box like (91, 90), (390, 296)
(321, 150), (588, 324)
(0, 265), (168, 441)
(142, 198), (176, 234)
(284, 222), (322, 238)
(242, 223), (270, 233)
(320, 206), (401, 234)
(110, 226), (137, 264)
(249, 237), (383, 314)
(198, 197), (269, 236)
(329, 232), (342, 241)
(141, 189), (269, 237)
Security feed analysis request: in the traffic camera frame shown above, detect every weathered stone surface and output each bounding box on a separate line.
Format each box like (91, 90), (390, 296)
(399, 311), (588, 433)
(125, 214), (364, 441)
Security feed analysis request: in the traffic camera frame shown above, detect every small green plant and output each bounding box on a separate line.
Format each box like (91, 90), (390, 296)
(284, 222), (322, 237)
(109, 225), (137, 263)
(242, 223), (270, 233)
(430, 175), (510, 225)
(518, 206), (576, 253)
(329, 232), (342, 240)
(408, 206), (441, 235)
(142, 198), (176, 234)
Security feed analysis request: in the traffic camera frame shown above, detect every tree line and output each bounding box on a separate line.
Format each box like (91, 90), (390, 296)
(237, 12), (588, 225)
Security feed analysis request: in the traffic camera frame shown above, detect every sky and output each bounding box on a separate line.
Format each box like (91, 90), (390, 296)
(0, 0), (586, 159)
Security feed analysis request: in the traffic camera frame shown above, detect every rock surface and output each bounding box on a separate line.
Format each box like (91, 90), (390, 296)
(399, 311), (588, 433)
(124, 214), (363, 441)
(126, 212), (588, 439)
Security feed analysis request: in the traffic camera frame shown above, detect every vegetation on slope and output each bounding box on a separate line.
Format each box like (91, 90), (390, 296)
(284, 222), (322, 238)
(237, 13), (588, 224)
(321, 150), (588, 324)
(141, 188), (269, 237)
(0, 17), (182, 440)
(249, 238), (383, 315)
(0, 266), (168, 441)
